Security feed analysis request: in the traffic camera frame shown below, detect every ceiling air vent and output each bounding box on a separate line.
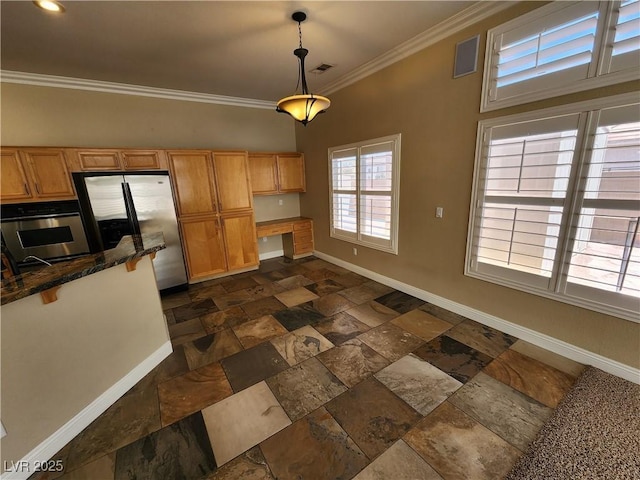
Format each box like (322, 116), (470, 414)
(310, 63), (334, 74)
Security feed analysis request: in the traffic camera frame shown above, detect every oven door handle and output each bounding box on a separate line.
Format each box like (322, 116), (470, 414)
(1, 212), (81, 223)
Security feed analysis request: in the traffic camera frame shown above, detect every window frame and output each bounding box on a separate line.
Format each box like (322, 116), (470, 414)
(466, 92), (640, 323)
(481, 0), (640, 112)
(328, 134), (401, 255)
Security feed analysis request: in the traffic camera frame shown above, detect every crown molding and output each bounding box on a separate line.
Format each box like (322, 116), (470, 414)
(0, 70), (276, 109)
(0, 2), (513, 106)
(319, 1), (513, 96)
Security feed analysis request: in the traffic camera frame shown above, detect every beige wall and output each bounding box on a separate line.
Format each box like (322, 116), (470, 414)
(0, 83), (296, 151)
(296, 2), (640, 368)
(1, 256), (168, 467)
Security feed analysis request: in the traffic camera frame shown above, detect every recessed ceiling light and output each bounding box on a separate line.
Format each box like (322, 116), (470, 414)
(33, 1), (65, 13)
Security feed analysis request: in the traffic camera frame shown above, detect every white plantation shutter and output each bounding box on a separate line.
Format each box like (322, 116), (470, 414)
(471, 114), (580, 289)
(565, 105), (640, 310)
(609, 0), (640, 73)
(329, 135), (400, 254)
(467, 94), (640, 321)
(482, 1), (640, 112)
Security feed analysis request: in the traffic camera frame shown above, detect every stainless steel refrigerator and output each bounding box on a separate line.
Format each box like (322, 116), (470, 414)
(74, 172), (188, 292)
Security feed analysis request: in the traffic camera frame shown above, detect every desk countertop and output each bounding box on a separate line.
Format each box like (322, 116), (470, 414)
(255, 216), (312, 227)
(0, 233), (166, 306)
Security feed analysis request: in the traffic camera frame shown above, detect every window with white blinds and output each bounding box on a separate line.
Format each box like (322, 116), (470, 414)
(467, 93), (640, 321)
(482, 0), (640, 112)
(329, 134), (400, 254)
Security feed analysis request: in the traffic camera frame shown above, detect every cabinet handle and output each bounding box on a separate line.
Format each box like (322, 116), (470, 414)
(34, 183), (40, 195)
(24, 183), (29, 194)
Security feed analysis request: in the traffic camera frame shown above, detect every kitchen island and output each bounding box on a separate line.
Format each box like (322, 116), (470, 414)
(1, 234), (172, 479)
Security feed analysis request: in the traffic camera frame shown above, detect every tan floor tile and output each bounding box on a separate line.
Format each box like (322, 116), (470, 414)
(391, 310), (453, 341)
(183, 329), (243, 369)
(168, 317), (207, 346)
(201, 381), (291, 466)
(446, 320), (516, 358)
(270, 325), (334, 366)
(347, 300), (400, 327)
(317, 338), (390, 388)
(58, 453), (115, 480)
(232, 315), (288, 349)
(404, 402), (521, 480)
(374, 354), (462, 415)
(203, 446), (274, 479)
(357, 323), (424, 362)
(274, 287), (319, 307)
(352, 440), (442, 480)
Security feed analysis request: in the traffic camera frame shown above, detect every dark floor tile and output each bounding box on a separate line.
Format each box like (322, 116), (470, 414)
(189, 284), (228, 302)
(213, 290), (254, 310)
(413, 335), (493, 384)
(314, 312), (371, 346)
(232, 314), (288, 349)
(161, 291), (192, 310)
(272, 303), (325, 331)
(200, 306), (250, 334)
(325, 377), (422, 459)
(275, 274), (314, 290)
(244, 282), (286, 299)
(419, 302), (469, 325)
(267, 357), (347, 421)
(374, 291), (425, 314)
(446, 320), (517, 358)
(240, 296), (287, 320)
(357, 323), (424, 362)
(303, 268), (339, 282)
(183, 329), (243, 369)
(158, 362), (233, 426)
(306, 279), (345, 297)
(220, 342), (288, 392)
(202, 446), (274, 480)
(168, 317), (208, 346)
(337, 284), (384, 305)
(311, 293), (357, 317)
(221, 276), (259, 293)
(65, 376), (162, 472)
(173, 298), (219, 322)
(114, 412), (216, 480)
(261, 407), (368, 480)
(332, 272), (368, 288)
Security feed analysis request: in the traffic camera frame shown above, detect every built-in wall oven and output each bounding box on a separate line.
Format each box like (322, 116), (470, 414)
(1, 200), (90, 270)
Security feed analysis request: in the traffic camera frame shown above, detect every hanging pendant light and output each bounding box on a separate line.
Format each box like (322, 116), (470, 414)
(276, 11), (330, 126)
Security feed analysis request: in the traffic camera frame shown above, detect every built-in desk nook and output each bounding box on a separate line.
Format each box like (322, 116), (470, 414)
(255, 216), (314, 259)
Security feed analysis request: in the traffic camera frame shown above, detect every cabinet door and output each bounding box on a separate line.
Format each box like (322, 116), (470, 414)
(74, 150), (122, 171)
(122, 150), (164, 170)
(213, 152), (253, 213)
(222, 212), (259, 270)
(277, 153), (306, 193)
(248, 154), (279, 195)
(21, 149), (75, 199)
(168, 151), (217, 217)
(0, 149), (33, 201)
(180, 216), (227, 279)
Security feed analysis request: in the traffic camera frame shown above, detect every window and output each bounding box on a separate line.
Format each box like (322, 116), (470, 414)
(329, 134), (401, 254)
(467, 93), (639, 321)
(481, 0), (640, 111)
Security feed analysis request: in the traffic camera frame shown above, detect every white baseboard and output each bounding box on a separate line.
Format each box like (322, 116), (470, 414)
(259, 249), (284, 261)
(1, 341), (173, 480)
(314, 250), (640, 384)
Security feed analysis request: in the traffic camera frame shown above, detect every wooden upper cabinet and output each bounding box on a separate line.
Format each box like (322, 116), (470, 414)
(122, 150), (166, 170)
(21, 149), (75, 199)
(248, 154), (279, 195)
(277, 153), (306, 193)
(167, 151), (217, 217)
(213, 152), (253, 213)
(72, 149), (122, 171)
(248, 152), (305, 195)
(1, 149), (33, 201)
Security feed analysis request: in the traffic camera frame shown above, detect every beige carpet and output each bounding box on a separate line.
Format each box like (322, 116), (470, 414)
(506, 366), (640, 480)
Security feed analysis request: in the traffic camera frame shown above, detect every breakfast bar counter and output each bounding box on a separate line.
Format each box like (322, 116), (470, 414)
(0, 233), (166, 306)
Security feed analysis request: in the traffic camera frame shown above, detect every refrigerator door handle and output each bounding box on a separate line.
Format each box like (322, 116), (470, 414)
(122, 182), (142, 236)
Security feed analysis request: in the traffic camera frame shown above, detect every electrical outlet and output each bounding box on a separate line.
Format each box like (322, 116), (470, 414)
(435, 207), (444, 218)
(353, 247), (358, 256)
(278, 199), (284, 206)
(262, 237), (268, 243)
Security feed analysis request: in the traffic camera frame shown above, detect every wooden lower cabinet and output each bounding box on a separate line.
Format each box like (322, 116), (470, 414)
(222, 213), (259, 270)
(179, 216), (227, 279)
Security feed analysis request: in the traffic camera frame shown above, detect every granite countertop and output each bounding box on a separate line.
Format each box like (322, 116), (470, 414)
(1, 232), (166, 306)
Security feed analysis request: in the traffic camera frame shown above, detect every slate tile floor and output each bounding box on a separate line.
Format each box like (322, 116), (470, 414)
(31, 256), (585, 480)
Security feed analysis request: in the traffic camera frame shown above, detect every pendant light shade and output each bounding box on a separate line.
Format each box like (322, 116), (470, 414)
(276, 12), (330, 126)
